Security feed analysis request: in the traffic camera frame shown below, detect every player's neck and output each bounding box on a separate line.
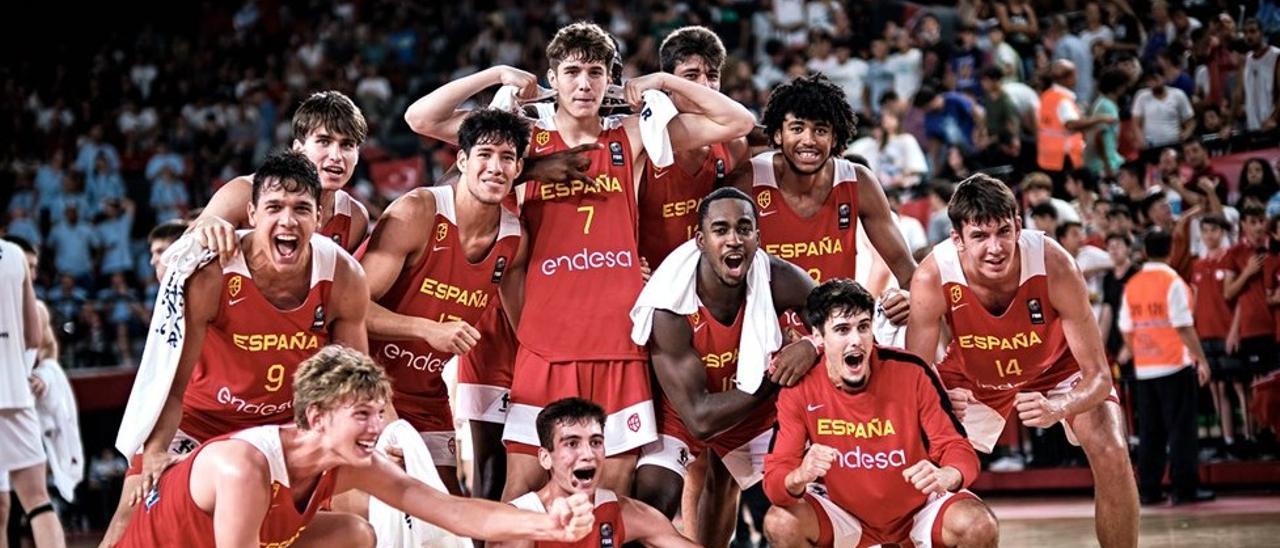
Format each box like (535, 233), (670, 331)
(242, 236), (311, 295)
(775, 153), (832, 195)
(695, 261), (746, 322)
(539, 483), (595, 507)
(318, 189), (337, 222)
(278, 426), (338, 489)
(453, 184), (502, 259)
(553, 109), (604, 145)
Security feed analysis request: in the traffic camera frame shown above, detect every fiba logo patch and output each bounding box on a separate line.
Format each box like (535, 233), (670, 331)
(627, 413), (641, 432)
(435, 223), (449, 242)
(331, 233), (342, 244)
(756, 190), (772, 210)
(609, 142), (624, 166)
(1027, 298), (1045, 324)
(535, 131), (551, 147)
(715, 159), (726, 181)
(311, 305), (325, 330)
(950, 286), (963, 304)
(228, 275), (243, 298)
(491, 256), (508, 283)
(837, 203), (852, 230)
(600, 522), (615, 548)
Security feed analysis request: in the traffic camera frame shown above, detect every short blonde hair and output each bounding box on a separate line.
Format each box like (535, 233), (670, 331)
(293, 346), (392, 429)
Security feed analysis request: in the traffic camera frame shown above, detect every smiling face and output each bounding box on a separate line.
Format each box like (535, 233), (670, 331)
(955, 216), (1021, 281)
(310, 397), (386, 467)
(696, 198), (759, 287)
(294, 128), (359, 192)
(775, 113), (834, 175)
(819, 307), (875, 393)
(459, 139), (522, 205)
(550, 56), (610, 119)
(539, 419), (605, 495)
(248, 179), (320, 268)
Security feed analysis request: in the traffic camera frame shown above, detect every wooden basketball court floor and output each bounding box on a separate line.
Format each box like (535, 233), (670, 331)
(990, 494), (1280, 547)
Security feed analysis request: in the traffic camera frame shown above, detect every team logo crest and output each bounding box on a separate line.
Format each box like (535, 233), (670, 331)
(950, 285), (963, 304)
(600, 523), (616, 548)
(228, 275), (243, 298)
(435, 223), (449, 242)
(1027, 298), (1045, 325)
(312, 305), (325, 330)
(837, 203), (852, 230)
(690, 311), (701, 326)
(535, 131), (550, 147)
(756, 190), (772, 210)
(627, 413), (641, 432)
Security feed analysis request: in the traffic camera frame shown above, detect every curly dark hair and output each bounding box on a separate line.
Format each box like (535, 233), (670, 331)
(762, 74), (857, 154)
(252, 150), (321, 205)
(458, 108), (532, 159)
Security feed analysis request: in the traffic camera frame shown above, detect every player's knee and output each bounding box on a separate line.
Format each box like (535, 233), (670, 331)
(763, 506), (803, 547)
(336, 513), (377, 547)
(958, 505), (999, 546)
(9, 467), (51, 508)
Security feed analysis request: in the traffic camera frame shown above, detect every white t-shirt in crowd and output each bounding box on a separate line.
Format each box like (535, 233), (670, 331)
(1131, 87), (1193, 147)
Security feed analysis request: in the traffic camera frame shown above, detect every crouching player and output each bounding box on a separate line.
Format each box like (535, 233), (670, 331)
(763, 280), (998, 548)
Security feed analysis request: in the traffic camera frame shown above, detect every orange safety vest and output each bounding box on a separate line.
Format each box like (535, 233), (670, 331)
(1037, 86), (1085, 171)
(1123, 263), (1192, 377)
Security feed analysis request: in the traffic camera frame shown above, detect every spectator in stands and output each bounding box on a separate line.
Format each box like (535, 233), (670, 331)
(95, 199), (135, 278)
(1047, 15), (1094, 104)
(1079, 1), (1115, 53)
(6, 207), (41, 250)
(1086, 68), (1128, 180)
(825, 40), (868, 115)
(1107, 204), (1138, 240)
(1132, 68), (1194, 153)
(986, 26), (1023, 82)
(45, 204), (97, 288)
(1065, 168), (1101, 221)
(96, 272), (144, 364)
(947, 24), (984, 98)
(144, 141), (185, 182)
(1030, 202), (1060, 234)
(148, 163), (189, 223)
(47, 171), (91, 227)
(1059, 220), (1113, 319)
(886, 26), (924, 104)
(847, 111), (927, 190)
(864, 38), (894, 116)
(1236, 157), (1280, 213)
(74, 124), (120, 175)
(994, 0), (1039, 78)
(73, 301), (116, 368)
(1223, 206), (1275, 380)
(1101, 231), (1140, 366)
(1022, 172), (1080, 225)
(1139, 191), (1175, 232)
(46, 273), (87, 342)
(926, 180), (954, 245)
(981, 66), (1021, 151)
(1037, 60), (1110, 181)
(915, 85), (984, 159)
(86, 153), (127, 216)
(1237, 18), (1280, 133)
(1157, 50), (1194, 98)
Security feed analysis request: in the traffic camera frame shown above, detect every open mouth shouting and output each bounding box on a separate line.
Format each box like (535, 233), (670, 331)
(273, 233), (301, 263)
(841, 349), (869, 390)
(723, 252), (747, 279)
(356, 438), (376, 456)
(570, 466), (597, 489)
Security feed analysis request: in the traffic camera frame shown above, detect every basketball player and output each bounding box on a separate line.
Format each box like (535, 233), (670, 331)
(905, 174), (1138, 547)
(0, 236), (64, 548)
(360, 109), (529, 494)
(493, 397), (695, 548)
(117, 345), (596, 547)
(764, 279), (997, 548)
(404, 21), (755, 498)
(101, 151), (370, 546)
(633, 188), (818, 547)
(191, 91), (371, 260)
(726, 74), (914, 329)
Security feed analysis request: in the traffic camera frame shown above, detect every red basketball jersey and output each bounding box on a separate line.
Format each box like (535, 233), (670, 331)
(510, 488), (627, 548)
(179, 234), (339, 441)
(519, 118), (646, 361)
(658, 303), (776, 442)
(370, 185), (521, 432)
(934, 231), (1076, 395)
(117, 425), (338, 548)
(319, 189), (361, 252)
(1190, 254), (1232, 340)
(637, 144), (732, 267)
(750, 152), (860, 283)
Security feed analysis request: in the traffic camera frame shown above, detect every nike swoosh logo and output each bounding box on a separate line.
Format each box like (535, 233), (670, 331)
(950, 302), (968, 312)
(534, 145), (554, 154)
(806, 404), (824, 412)
(692, 323), (706, 333)
(759, 210), (778, 217)
(652, 169), (669, 179)
(229, 297), (248, 306)
(432, 245), (449, 253)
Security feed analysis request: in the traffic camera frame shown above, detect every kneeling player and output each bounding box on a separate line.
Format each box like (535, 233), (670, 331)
(493, 398), (695, 548)
(118, 346), (594, 547)
(763, 280), (998, 548)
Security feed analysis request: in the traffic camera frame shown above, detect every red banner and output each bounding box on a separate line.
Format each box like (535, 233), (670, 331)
(370, 156), (425, 198)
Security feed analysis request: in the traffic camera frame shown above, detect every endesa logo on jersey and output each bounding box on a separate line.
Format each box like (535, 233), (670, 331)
(835, 446), (908, 470)
(539, 248), (634, 276)
(379, 343), (448, 373)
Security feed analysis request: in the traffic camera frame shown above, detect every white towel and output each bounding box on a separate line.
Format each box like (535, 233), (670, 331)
(630, 240), (781, 393)
(491, 85), (559, 124)
(34, 358), (82, 502)
(114, 233), (215, 457)
(489, 85), (523, 112)
(368, 420), (471, 548)
(638, 89), (679, 168)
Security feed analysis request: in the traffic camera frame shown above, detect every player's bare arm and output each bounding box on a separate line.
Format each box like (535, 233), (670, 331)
(1039, 240), (1112, 422)
(134, 262), (222, 502)
(21, 265), (41, 350)
(337, 453), (594, 543)
(650, 310), (778, 440)
(905, 256), (975, 419)
(618, 496), (700, 548)
(203, 441), (273, 547)
(768, 256), (822, 385)
(191, 176), (253, 264)
(497, 230), (530, 329)
(405, 65), (539, 144)
(855, 164), (916, 318)
(620, 72), (755, 165)
(329, 249), (371, 354)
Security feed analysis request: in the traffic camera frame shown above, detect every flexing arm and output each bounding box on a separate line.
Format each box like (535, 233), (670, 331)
(857, 165), (916, 287)
(330, 251), (370, 354)
(619, 496), (700, 548)
(623, 73), (756, 155)
(405, 66), (538, 144)
(1044, 241), (1112, 417)
(340, 455), (593, 543)
(649, 310), (779, 440)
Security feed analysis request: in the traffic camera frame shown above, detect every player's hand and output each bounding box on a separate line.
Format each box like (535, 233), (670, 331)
(946, 388), (975, 421)
(384, 445), (406, 470)
(880, 288), (910, 326)
(28, 375), (47, 398)
(624, 73), (670, 108)
(1243, 254), (1266, 278)
(639, 257), (653, 283)
(1014, 391), (1066, 428)
(424, 319), (481, 355)
(191, 215), (240, 265)
(522, 143), (599, 182)
(769, 338), (821, 387)
(1225, 333), (1239, 355)
(546, 492), (595, 542)
(131, 451), (179, 506)
(903, 460), (962, 496)
(1194, 358), (1211, 387)
(796, 443), (838, 484)
(490, 65), (540, 100)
